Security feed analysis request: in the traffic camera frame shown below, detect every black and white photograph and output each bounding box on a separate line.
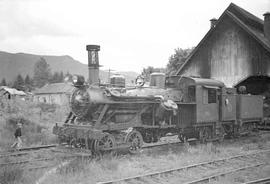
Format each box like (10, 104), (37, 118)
(0, 0), (270, 183)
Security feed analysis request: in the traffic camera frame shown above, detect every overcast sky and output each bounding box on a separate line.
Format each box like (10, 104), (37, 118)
(0, 0), (269, 73)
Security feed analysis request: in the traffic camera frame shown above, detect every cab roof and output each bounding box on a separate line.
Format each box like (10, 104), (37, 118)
(180, 76), (225, 87)
(166, 75), (225, 88)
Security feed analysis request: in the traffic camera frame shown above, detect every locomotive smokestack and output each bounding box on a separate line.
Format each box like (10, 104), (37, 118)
(86, 45), (100, 85)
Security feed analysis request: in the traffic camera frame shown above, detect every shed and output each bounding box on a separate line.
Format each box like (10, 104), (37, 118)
(177, 3), (270, 95)
(33, 83), (74, 105)
(0, 86), (26, 100)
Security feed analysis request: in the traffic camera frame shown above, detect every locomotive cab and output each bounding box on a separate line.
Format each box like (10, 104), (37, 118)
(174, 76), (227, 141)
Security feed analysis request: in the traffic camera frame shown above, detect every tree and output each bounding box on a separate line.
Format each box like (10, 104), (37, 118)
(59, 71), (64, 82)
(24, 75), (33, 91)
(50, 71), (64, 83)
(64, 71), (73, 82)
(24, 75), (31, 85)
(13, 74), (25, 91)
(0, 78), (7, 86)
(141, 66), (165, 82)
(166, 48), (194, 75)
(50, 71), (60, 83)
(33, 57), (51, 88)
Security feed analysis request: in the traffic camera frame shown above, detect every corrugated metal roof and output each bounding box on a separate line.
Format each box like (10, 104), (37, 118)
(177, 3), (270, 75)
(34, 83), (74, 94)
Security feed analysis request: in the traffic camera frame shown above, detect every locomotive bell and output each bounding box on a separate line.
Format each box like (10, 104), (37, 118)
(86, 45), (100, 85)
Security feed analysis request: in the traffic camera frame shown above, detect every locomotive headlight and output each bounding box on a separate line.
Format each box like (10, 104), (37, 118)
(72, 75), (78, 83)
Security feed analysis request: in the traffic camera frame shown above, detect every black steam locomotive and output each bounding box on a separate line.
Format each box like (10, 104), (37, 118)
(53, 45), (263, 153)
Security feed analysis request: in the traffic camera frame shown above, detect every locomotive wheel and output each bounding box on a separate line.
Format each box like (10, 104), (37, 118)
(199, 127), (212, 143)
(93, 133), (116, 153)
(70, 138), (80, 148)
(125, 130), (143, 154)
(178, 134), (187, 142)
(218, 126), (225, 142)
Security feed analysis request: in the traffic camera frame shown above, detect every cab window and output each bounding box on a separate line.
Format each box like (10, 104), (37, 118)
(208, 89), (217, 103)
(188, 86), (195, 102)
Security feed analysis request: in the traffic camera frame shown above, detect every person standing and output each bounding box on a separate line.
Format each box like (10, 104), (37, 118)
(11, 122), (23, 149)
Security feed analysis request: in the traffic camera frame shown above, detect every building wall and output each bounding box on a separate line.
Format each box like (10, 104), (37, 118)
(34, 93), (70, 105)
(180, 15), (270, 87)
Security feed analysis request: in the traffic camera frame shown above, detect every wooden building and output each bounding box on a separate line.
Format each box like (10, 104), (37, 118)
(0, 86), (26, 100)
(177, 3), (270, 95)
(33, 83), (74, 105)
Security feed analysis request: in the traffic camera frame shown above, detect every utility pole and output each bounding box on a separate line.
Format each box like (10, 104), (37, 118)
(106, 68), (115, 84)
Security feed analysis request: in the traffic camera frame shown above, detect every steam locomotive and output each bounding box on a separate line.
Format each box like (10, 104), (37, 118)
(53, 45), (264, 153)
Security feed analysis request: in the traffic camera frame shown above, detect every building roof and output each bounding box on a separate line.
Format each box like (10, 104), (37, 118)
(34, 82), (74, 95)
(0, 86), (26, 96)
(177, 3), (270, 75)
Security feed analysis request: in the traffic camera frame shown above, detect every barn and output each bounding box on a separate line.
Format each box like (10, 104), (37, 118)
(177, 3), (270, 95)
(33, 83), (74, 105)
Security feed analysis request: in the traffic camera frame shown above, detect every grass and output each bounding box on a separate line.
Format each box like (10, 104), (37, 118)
(0, 98), (69, 149)
(1, 98), (270, 184)
(38, 134), (270, 184)
(0, 165), (24, 184)
(0, 98), (69, 184)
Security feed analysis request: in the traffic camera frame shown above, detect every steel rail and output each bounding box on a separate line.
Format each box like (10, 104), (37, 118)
(97, 148), (270, 184)
(183, 163), (263, 184)
(0, 144), (57, 155)
(243, 177), (270, 184)
(17, 144), (57, 151)
(0, 151), (29, 158)
(0, 157), (54, 166)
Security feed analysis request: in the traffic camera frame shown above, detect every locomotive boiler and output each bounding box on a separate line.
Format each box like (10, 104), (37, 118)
(53, 44), (264, 154)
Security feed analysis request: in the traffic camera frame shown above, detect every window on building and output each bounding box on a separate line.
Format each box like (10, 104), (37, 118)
(188, 86), (195, 102)
(208, 89), (217, 103)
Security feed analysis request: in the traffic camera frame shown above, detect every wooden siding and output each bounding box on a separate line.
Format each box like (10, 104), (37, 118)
(180, 15), (270, 87)
(34, 93), (70, 106)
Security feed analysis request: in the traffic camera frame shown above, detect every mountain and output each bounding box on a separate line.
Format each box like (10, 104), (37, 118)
(0, 51), (139, 85)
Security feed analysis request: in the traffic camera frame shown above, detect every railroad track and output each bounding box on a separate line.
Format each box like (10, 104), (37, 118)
(1, 130), (269, 170)
(243, 177), (270, 184)
(0, 144), (92, 171)
(0, 144), (57, 156)
(97, 149), (270, 184)
(2, 129), (267, 157)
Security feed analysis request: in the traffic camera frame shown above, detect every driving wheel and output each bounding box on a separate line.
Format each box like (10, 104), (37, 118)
(93, 133), (116, 153)
(125, 130), (143, 154)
